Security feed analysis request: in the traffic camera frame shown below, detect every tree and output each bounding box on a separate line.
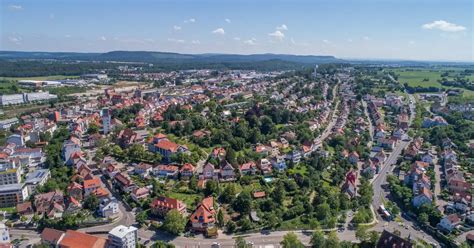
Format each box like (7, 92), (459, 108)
(355, 225), (369, 242)
(310, 230), (326, 248)
(235, 236), (251, 248)
(233, 191), (252, 215)
(162, 209), (186, 235)
(226, 220), (236, 233)
(220, 184), (236, 203)
(418, 212), (429, 224)
(217, 209), (224, 227)
(136, 211), (147, 226)
(152, 241), (175, 248)
(83, 195), (99, 211)
(280, 232), (304, 248)
(87, 123), (99, 134)
(204, 180), (219, 196)
(325, 231), (339, 248)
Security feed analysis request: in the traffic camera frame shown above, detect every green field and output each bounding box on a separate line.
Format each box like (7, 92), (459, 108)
(391, 68), (474, 98)
(0, 75), (79, 81)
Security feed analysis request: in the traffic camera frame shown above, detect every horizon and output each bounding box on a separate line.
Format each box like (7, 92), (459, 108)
(1, 0), (473, 62)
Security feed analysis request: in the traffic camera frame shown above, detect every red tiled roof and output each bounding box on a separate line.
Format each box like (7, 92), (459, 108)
(190, 197), (215, 224)
(155, 139), (180, 152)
(41, 228), (65, 244)
(83, 177), (101, 189)
(59, 230), (107, 248)
(151, 196), (185, 210)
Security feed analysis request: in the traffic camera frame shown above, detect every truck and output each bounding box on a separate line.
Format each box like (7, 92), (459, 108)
(379, 204), (392, 220)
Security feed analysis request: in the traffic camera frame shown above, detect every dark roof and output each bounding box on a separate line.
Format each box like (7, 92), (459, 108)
(41, 228), (65, 244)
(376, 230), (413, 248)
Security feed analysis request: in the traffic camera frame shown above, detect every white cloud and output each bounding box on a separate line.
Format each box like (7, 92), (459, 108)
(168, 38), (185, 43)
(184, 18), (196, 23)
(363, 36), (370, 41)
(322, 39), (330, 44)
(191, 40), (200, 44)
(276, 24), (288, 31)
(8, 36), (22, 44)
(233, 37), (241, 41)
(212, 28), (225, 35)
(347, 38), (353, 43)
(244, 38), (257, 45)
(65, 34), (72, 38)
(173, 25), (182, 31)
(8, 5), (23, 11)
(99, 36), (107, 41)
(225, 18), (231, 23)
(268, 30), (285, 41)
(422, 20), (466, 32)
(409, 40), (416, 45)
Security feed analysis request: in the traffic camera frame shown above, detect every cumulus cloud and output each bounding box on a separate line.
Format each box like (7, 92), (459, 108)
(8, 36), (22, 44)
(99, 36), (107, 41)
(212, 28), (225, 35)
(184, 18), (196, 23)
(244, 38), (257, 45)
(322, 39), (330, 44)
(347, 38), (353, 42)
(363, 36), (370, 41)
(65, 34), (72, 38)
(225, 18), (231, 23)
(233, 37), (241, 41)
(191, 40), (200, 44)
(422, 20), (466, 32)
(173, 25), (182, 31)
(8, 5), (23, 11)
(268, 30), (285, 41)
(276, 24), (288, 31)
(168, 38), (185, 43)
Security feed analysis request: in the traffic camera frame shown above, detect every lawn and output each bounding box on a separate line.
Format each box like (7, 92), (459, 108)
(288, 164), (308, 176)
(166, 192), (202, 210)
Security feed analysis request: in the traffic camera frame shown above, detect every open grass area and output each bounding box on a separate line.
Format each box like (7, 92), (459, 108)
(390, 68), (474, 98)
(166, 192), (202, 210)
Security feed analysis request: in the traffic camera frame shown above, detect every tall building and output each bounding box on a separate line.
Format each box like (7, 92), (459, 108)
(0, 223), (10, 244)
(101, 108), (111, 134)
(108, 225), (138, 248)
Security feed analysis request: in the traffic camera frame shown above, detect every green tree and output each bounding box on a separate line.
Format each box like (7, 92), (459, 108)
(204, 180), (219, 196)
(83, 195), (99, 211)
(162, 209), (186, 235)
(310, 230), (326, 248)
(325, 231), (339, 248)
(280, 232), (304, 248)
(235, 236), (251, 248)
(226, 220), (237, 233)
(217, 208), (224, 227)
(233, 191), (252, 215)
(355, 225), (369, 242)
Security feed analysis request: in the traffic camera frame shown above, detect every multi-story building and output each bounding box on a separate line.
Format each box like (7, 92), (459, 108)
(101, 108), (111, 134)
(0, 183), (29, 207)
(24, 169), (51, 195)
(0, 162), (21, 186)
(108, 225), (138, 248)
(0, 223), (10, 245)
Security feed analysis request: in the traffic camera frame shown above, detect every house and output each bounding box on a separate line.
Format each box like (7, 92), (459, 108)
(422, 116), (448, 128)
(201, 163), (218, 180)
(342, 170), (357, 198)
(40, 228), (65, 247)
(412, 187), (433, 208)
(131, 187), (150, 203)
(108, 225), (138, 248)
(437, 214), (461, 233)
(148, 134), (188, 161)
(421, 153), (434, 165)
(0, 223), (10, 247)
(211, 147), (226, 160)
(190, 197), (216, 233)
(219, 161), (236, 181)
(253, 191), (266, 199)
(240, 161), (257, 175)
(348, 151), (359, 164)
(66, 196), (82, 214)
(34, 190), (64, 217)
(373, 151), (387, 163)
(271, 155), (287, 172)
(150, 196), (187, 217)
(59, 230), (107, 248)
(154, 164), (179, 179)
(62, 137), (81, 166)
(448, 179), (471, 193)
(180, 163), (195, 179)
(83, 177), (102, 196)
(16, 201), (34, 216)
(134, 162), (153, 178)
(67, 182), (83, 201)
(288, 150), (301, 164)
(117, 128), (137, 148)
(98, 197), (119, 218)
(376, 230), (413, 248)
(258, 158), (272, 175)
(114, 173), (136, 193)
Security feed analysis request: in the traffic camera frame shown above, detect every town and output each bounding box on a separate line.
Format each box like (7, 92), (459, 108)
(0, 59), (473, 248)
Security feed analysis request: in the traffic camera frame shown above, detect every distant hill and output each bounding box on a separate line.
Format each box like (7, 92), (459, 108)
(0, 50), (343, 65)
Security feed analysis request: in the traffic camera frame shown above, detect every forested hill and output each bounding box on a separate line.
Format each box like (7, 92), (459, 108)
(0, 50), (342, 64)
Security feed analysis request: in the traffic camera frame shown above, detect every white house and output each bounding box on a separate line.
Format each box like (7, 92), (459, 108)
(98, 197), (119, 218)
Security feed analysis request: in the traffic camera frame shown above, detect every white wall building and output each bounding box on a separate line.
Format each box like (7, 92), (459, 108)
(0, 223), (10, 244)
(108, 225), (137, 248)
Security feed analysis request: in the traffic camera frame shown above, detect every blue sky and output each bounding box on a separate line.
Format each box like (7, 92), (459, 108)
(1, 0), (473, 61)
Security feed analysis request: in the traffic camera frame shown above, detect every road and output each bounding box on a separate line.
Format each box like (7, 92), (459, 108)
(361, 99), (374, 146)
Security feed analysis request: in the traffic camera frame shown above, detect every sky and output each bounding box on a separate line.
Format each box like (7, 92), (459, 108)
(1, 0), (473, 61)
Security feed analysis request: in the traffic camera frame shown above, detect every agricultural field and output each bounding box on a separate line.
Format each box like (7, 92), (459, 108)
(389, 67), (474, 98)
